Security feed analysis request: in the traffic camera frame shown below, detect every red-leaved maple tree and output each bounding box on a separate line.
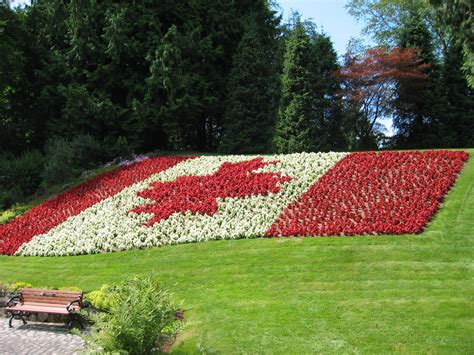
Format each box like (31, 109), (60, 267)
(337, 47), (429, 145)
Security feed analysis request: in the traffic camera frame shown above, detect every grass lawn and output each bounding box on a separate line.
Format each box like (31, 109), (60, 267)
(0, 149), (473, 353)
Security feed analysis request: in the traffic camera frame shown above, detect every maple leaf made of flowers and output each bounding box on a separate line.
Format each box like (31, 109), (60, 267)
(129, 158), (292, 226)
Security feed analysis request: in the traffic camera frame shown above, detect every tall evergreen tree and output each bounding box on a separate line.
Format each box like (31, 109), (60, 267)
(219, 16), (279, 154)
(309, 33), (346, 151)
(437, 41), (474, 147)
(274, 19), (316, 153)
(429, 0), (473, 88)
(393, 11), (440, 148)
(0, 2), (40, 154)
(23, 0), (279, 153)
(275, 15), (345, 153)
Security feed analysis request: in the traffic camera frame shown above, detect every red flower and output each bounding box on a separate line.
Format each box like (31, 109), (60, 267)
(130, 158), (291, 226)
(266, 151), (468, 237)
(0, 156), (192, 255)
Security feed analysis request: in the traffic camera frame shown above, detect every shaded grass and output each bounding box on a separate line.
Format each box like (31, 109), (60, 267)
(0, 149), (473, 353)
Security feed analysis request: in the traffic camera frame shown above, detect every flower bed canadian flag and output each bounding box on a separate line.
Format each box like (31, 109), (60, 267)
(0, 151), (468, 256)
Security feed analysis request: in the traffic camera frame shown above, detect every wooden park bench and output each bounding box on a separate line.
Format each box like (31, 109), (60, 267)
(6, 288), (85, 329)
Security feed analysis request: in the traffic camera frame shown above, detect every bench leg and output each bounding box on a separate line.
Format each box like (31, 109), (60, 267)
(66, 314), (74, 329)
(8, 313), (27, 328)
(66, 314), (84, 330)
(76, 315), (85, 330)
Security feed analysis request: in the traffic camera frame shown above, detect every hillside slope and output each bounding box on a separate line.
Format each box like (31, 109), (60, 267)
(0, 151), (468, 256)
(0, 149), (472, 353)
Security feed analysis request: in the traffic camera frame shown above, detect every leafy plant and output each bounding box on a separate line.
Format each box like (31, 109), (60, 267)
(41, 137), (77, 187)
(10, 150), (45, 195)
(10, 281), (33, 292)
(41, 135), (107, 188)
(83, 276), (181, 354)
(0, 188), (23, 211)
(112, 136), (134, 161)
(58, 286), (83, 292)
(0, 203), (31, 224)
(0, 151), (45, 209)
(0, 283), (12, 296)
(85, 284), (116, 311)
(70, 134), (104, 170)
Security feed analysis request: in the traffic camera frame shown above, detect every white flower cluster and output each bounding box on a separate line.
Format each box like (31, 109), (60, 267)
(17, 152), (346, 256)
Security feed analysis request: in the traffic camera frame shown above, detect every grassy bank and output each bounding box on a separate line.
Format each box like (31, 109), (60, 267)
(0, 149), (473, 353)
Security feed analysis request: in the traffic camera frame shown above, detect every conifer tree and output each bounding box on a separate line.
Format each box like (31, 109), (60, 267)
(274, 19), (315, 153)
(275, 17), (347, 153)
(439, 42), (474, 147)
(393, 11), (440, 148)
(309, 33), (346, 151)
(0, 2), (40, 154)
(219, 18), (278, 154)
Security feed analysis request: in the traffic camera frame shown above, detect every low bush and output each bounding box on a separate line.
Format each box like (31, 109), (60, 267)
(0, 203), (31, 224)
(113, 136), (134, 160)
(103, 135), (134, 161)
(11, 150), (45, 195)
(41, 137), (77, 187)
(0, 135), (132, 210)
(41, 134), (108, 188)
(0, 151), (45, 209)
(0, 188), (24, 211)
(71, 134), (105, 170)
(83, 276), (181, 354)
(9, 281), (33, 292)
(0, 283), (12, 296)
(85, 284), (116, 312)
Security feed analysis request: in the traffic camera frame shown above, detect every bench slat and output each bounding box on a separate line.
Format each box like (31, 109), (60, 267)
(7, 288), (84, 317)
(22, 296), (79, 304)
(21, 288), (82, 297)
(23, 301), (72, 308)
(6, 304), (73, 315)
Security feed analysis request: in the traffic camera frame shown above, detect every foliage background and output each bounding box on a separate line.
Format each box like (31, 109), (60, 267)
(0, 0), (472, 207)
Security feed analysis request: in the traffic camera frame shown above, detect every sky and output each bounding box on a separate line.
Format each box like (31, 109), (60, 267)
(277, 0), (364, 56)
(277, 0), (394, 135)
(9, 0), (392, 135)
(13, 0), (362, 57)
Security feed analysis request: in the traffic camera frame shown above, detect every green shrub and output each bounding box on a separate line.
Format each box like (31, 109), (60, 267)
(10, 281), (33, 292)
(41, 137), (77, 187)
(42, 135), (108, 188)
(0, 187), (24, 211)
(10, 150), (45, 195)
(70, 134), (105, 169)
(0, 283), (12, 295)
(0, 203), (31, 224)
(86, 284), (116, 311)
(113, 136), (134, 160)
(103, 135), (134, 161)
(0, 210), (16, 224)
(84, 276), (181, 354)
(0, 151), (44, 209)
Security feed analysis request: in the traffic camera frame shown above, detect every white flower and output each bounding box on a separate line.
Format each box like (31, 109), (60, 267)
(17, 153), (346, 256)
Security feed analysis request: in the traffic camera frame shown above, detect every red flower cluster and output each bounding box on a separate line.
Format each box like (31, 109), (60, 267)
(130, 158), (291, 226)
(0, 156), (191, 255)
(266, 151), (468, 237)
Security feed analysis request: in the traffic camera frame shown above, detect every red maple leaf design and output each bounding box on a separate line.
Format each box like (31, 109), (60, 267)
(130, 158), (291, 226)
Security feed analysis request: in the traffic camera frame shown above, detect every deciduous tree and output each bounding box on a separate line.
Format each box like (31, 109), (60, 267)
(338, 47), (428, 149)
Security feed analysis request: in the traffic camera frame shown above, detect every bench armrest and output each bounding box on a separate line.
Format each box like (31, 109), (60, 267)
(66, 298), (82, 313)
(7, 295), (21, 307)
